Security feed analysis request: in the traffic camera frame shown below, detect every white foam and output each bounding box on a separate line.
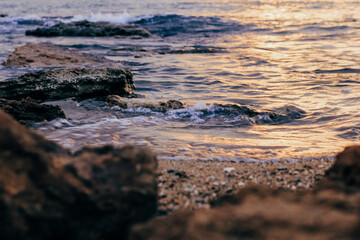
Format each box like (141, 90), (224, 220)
(190, 101), (209, 111)
(65, 12), (153, 25)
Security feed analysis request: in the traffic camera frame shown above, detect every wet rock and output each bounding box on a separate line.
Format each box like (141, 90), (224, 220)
(0, 110), (158, 240)
(158, 46), (226, 55)
(3, 43), (112, 68)
(214, 104), (306, 124)
(107, 95), (185, 112)
(112, 47), (148, 52)
(215, 104), (259, 117)
(131, 146), (360, 240)
(0, 14), (7, 18)
(26, 20), (151, 38)
(0, 97), (65, 126)
(0, 67), (135, 102)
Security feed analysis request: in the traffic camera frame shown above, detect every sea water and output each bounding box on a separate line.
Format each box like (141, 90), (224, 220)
(0, 0), (359, 161)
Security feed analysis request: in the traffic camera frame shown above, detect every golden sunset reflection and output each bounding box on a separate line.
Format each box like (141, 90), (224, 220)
(11, 0), (357, 161)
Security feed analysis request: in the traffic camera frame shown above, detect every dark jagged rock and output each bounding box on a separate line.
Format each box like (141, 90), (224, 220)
(0, 110), (158, 240)
(107, 95), (186, 112)
(317, 145), (360, 193)
(130, 146), (360, 240)
(158, 46), (226, 55)
(215, 104), (305, 124)
(0, 67), (135, 102)
(3, 43), (112, 68)
(26, 20), (151, 38)
(112, 47), (148, 52)
(0, 97), (65, 126)
(215, 104), (259, 117)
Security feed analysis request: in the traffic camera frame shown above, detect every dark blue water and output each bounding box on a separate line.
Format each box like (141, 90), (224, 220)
(0, 0), (359, 161)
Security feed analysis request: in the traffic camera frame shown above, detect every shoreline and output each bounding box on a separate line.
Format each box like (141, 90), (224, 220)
(157, 156), (335, 214)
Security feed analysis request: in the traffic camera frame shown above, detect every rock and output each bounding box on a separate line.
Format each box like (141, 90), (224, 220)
(26, 20), (151, 38)
(130, 146), (360, 240)
(0, 97), (65, 126)
(3, 43), (112, 68)
(158, 46), (226, 55)
(214, 104), (306, 124)
(0, 110), (158, 240)
(107, 95), (185, 112)
(317, 145), (360, 193)
(0, 67), (135, 102)
(0, 14), (7, 18)
(132, 187), (359, 240)
(112, 47), (148, 52)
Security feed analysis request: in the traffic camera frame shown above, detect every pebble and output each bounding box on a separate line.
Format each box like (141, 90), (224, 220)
(156, 158), (334, 214)
(238, 182), (245, 187)
(224, 167), (235, 173)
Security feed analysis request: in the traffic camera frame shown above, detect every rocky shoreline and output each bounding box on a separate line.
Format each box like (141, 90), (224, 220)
(0, 107), (358, 239)
(0, 33), (359, 239)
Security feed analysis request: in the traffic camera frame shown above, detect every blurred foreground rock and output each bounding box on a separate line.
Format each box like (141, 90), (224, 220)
(26, 20), (151, 38)
(3, 43), (112, 68)
(0, 110), (158, 240)
(0, 97), (65, 126)
(131, 146), (360, 240)
(0, 67), (135, 102)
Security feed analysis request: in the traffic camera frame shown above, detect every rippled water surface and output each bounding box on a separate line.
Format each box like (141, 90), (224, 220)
(0, 0), (359, 160)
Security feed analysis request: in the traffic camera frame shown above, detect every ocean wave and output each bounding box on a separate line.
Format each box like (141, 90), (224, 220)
(132, 14), (249, 37)
(65, 12), (146, 25)
(0, 13), (249, 38)
(0, 13), (154, 26)
(109, 101), (305, 126)
(0, 15), (45, 25)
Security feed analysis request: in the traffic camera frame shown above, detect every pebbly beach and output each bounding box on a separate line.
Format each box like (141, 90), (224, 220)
(0, 0), (360, 239)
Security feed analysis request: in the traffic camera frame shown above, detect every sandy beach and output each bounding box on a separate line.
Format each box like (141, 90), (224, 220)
(157, 156), (335, 214)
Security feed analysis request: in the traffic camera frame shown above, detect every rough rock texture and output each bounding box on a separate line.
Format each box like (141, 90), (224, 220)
(131, 146), (360, 240)
(26, 20), (151, 38)
(3, 43), (112, 68)
(0, 97), (65, 126)
(217, 104), (306, 124)
(107, 95), (186, 112)
(0, 67), (135, 102)
(158, 46), (226, 55)
(0, 110), (158, 240)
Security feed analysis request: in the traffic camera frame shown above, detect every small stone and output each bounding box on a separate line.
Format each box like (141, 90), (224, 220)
(238, 182), (245, 187)
(224, 167), (235, 173)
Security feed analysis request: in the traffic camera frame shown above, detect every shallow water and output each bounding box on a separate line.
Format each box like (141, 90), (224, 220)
(0, 0), (359, 160)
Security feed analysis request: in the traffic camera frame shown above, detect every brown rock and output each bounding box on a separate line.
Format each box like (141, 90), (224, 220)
(0, 110), (158, 240)
(0, 67), (135, 102)
(107, 95), (185, 112)
(25, 20), (151, 38)
(3, 43), (112, 68)
(0, 97), (66, 126)
(130, 146), (360, 240)
(319, 145), (360, 192)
